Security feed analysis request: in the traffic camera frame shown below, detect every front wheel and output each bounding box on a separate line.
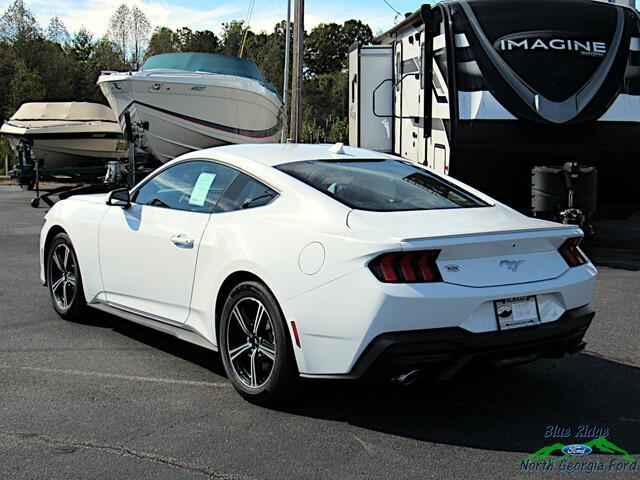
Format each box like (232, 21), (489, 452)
(46, 232), (88, 321)
(219, 281), (298, 405)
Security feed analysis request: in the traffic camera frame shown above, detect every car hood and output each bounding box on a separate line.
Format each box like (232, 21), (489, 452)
(67, 193), (110, 204)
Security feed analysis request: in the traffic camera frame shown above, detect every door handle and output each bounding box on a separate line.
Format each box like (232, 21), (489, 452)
(170, 234), (194, 249)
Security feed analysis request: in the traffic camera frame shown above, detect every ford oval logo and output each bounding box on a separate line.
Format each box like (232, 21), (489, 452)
(561, 444), (593, 456)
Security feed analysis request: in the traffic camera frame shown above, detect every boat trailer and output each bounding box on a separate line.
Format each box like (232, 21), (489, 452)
(10, 114), (157, 208)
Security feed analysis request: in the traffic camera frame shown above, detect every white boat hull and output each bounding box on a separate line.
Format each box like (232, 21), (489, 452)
(98, 72), (283, 163)
(5, 135), (128, 169)
(1, 102), (128, 168)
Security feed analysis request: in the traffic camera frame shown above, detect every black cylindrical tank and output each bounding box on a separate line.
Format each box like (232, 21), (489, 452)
(531, 163), (598, 213)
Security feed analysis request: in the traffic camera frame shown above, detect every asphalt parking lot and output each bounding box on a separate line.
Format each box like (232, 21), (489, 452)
(0, 185), (639, 479)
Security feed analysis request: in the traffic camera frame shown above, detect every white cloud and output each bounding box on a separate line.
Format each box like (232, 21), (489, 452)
(1, 0), (244, 36)
(0, 0), (408, 38)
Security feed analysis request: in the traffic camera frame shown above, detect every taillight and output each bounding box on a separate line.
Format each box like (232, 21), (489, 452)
(369, 250), (442, 283)
(559, 237), (588, 267)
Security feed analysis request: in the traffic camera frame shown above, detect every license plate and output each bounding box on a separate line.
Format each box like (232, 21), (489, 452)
(494, 296), (541, 331)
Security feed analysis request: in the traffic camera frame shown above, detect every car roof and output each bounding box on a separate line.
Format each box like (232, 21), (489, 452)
(184, 143), (398, 168)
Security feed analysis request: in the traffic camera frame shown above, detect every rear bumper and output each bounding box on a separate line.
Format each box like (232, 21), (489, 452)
(310, 305), (594, 381)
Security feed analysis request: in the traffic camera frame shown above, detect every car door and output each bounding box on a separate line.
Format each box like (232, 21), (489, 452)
(98, 159), (238, 323)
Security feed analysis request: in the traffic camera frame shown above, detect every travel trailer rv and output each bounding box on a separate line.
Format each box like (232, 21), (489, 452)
(349, 0), (640, 216)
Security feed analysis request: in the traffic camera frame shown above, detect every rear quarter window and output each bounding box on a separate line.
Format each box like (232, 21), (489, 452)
(276, 159), (488, 212)
(215, 172), (278, 213)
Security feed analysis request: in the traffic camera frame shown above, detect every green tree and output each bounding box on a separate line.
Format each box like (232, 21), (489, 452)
(130, 5), (150, 67)
(305, 20), (373, 77)
(327, 117), (348, 142)
(304, 71), (348, 123)
(108, 3), (131, 68)
(9, 58), (46, 109)
(0, 137), (16, 175)
(183, 29), (220, 53)
(0, 40), (16, 117)
(342, 19), (373, 50)
(221, 20), (245, 56)
(83, 37), (122, 103)
(34, 39), (75, 101)
(305, 23), (343, 76)
(46, 16), (69, 45)
(0, 0), (39, 42)
(242, 21), (290, 95)
(69, 28), (94, 63)
(146, 26), (179, 57)
(68, 29), (96, 102)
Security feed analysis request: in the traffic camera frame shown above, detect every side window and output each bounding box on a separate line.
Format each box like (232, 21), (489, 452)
(132, 160), (237, 213)
(215, 173), (278, 213)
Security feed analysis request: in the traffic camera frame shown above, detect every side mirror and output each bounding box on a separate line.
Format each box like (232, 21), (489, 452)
(107, 188), (131, 209)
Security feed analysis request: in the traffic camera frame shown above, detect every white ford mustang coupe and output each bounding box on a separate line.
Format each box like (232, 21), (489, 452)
(40, 144), (597, 404)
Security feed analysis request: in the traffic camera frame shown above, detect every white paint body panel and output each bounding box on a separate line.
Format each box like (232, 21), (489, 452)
(98, 204), (211, 322)
(40, 144), (597, 376)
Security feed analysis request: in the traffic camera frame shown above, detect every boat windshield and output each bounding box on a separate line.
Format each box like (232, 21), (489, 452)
(143, 52), (267, 83)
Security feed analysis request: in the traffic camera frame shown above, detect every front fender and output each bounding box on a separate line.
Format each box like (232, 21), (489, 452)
(39, 198), (109, 302)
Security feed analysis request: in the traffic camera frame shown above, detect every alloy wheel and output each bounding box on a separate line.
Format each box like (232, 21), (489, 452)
(49, 244), (77, 310)
(226, 297), (277, 389)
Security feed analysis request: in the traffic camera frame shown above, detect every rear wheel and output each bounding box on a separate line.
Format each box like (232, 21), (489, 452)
(220, 281), (298, 405)
(46, 233), (88, 321)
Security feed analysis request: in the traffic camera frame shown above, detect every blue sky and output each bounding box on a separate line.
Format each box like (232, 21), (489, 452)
(0, 0), (429, 38)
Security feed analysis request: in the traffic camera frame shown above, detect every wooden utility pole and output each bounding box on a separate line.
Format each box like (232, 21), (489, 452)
(281, 0), (292, 143)
(290, 0), (304, 142)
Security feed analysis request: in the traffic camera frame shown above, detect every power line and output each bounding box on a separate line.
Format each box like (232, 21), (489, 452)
(239, 0), (256, 58)
(383, 0), (402, 16)
(383, 0), (403, 23)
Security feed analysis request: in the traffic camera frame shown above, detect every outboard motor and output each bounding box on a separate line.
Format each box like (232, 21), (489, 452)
(531, 162), (598, 234)
(104, 160), (128, 186)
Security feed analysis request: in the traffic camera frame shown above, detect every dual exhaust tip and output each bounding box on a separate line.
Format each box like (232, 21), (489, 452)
(392, 369), (422, 386)
(390, 341), (587, 385)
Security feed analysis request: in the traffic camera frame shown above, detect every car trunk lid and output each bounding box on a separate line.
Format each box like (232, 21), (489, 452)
(348, 207), (581, 287)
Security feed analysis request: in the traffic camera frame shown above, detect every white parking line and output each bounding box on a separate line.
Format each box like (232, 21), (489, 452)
(0, 364), (229, 388)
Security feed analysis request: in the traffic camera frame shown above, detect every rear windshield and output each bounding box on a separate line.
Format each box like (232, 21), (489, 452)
(276, 159), (489, 212)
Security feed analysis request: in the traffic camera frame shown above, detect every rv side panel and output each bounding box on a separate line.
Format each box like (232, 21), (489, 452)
(348, 45), (393, 152)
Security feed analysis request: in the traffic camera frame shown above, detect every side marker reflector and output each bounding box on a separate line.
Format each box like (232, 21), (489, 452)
(291, 321), (301, 348)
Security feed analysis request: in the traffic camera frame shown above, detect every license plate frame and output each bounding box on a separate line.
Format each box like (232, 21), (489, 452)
(494, 295), (541, 331)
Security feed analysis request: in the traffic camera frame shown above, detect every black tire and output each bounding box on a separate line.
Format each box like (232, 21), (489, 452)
(220, 281), (298, 405)
(46, 232), (89, 321)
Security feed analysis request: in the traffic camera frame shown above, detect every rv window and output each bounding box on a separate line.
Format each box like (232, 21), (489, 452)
(276, 159), (489, 212)
(434, 49), (448, 84)
(351, 74), (357, 102)
(402, 57), (421, 74)
(395, 52), (401, 91)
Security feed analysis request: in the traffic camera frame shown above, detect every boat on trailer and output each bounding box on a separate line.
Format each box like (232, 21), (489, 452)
(1, 102), (127, 168)
(97, 52), (283, 163)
